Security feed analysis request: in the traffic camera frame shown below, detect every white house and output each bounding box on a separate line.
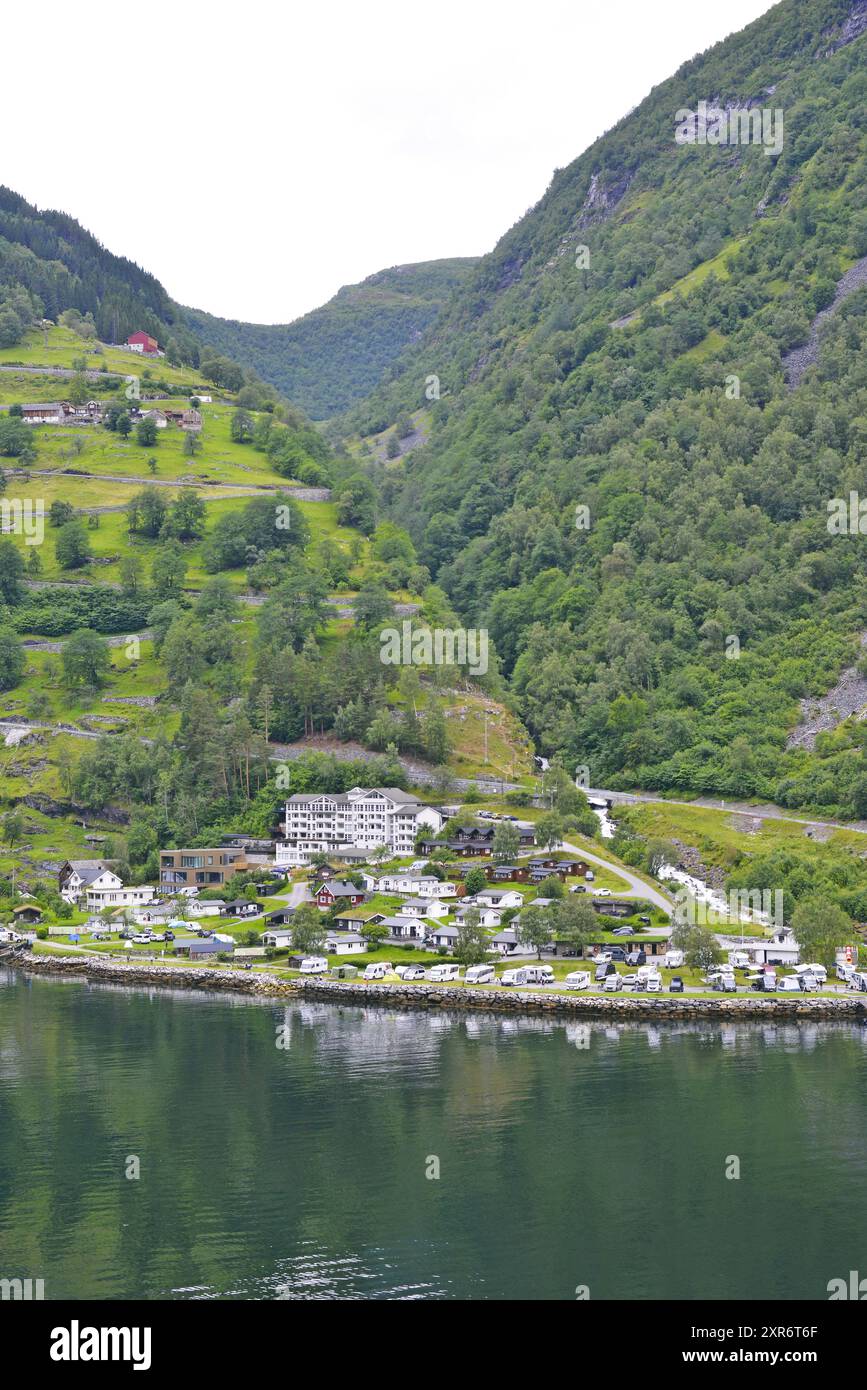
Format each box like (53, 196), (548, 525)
(474, 888), (523, 909)
(324, 932), (366, 955)
(276, 787), (443, 867)
(455, 901), (504, 928)
(377, 873), (457, 898)
(263, 928), (295, 949)
(59, 860), (117, 904)
(86, 882), (155, 912)
(428, 924), (459, 949)
(399, 898), (449, 920)
(749, 931), (801, 966)
(490, 927), (525, 956)
(380, 915), (428, 940)
(185, 899), (224, 918)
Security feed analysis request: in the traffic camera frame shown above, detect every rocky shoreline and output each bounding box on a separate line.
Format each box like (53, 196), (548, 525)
(8, 953), (867, 1022)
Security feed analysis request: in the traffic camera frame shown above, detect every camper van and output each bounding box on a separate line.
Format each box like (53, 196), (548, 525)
(363, 963), (391, 981)
(797, 963), (827, 984)
(300, 957), (328, 975)
(565, 970), (591, 990)
(837, 962), (856, 983)
(663, 949), (684, 969)
(711, 974), (736, 992)
(427, 963), (461, 983)
(603, 972), (623, 992)
(464, 964), (496, 985)
(750, 972), (777, 992)
(522, 965), (555, 986)
(848, 970), (867, 993)
(729, 951), (751, 970)
(644, 972), (662, 993)
(500, 968), (529, 987)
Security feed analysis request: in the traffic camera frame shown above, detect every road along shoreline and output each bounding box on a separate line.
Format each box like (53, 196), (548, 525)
(9, 954), (867, 1022)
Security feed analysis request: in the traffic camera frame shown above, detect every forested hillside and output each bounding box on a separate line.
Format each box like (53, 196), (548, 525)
(335, 0), (867, 819)
(184, 259), (479, 418)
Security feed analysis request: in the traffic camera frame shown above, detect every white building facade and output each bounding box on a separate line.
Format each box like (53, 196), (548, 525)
(276, 788), (442, 867)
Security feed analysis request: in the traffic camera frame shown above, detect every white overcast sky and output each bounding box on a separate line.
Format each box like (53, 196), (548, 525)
(6, 0), (777, 323)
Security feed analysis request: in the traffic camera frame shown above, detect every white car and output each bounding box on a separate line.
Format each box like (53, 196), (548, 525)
(594, 888), (612, 897)
(131, 933), (152, 944)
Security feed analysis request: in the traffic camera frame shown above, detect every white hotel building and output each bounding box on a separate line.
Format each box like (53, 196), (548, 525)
(276, 787), (442, 867)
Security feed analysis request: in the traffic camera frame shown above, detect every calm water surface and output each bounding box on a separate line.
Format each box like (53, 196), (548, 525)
(1, 966), (865, 1300)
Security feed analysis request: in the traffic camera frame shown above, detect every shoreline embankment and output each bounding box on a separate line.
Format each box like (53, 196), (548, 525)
(8, 953), (867, 1022)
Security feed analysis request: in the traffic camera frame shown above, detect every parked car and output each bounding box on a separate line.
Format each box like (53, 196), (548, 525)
(611, 926), (633, 937)
(593, 951), (612, 964)
(300, 957), (328, 975)
(464, 964), (496, 985)
(164, 931), (175, 942)
(395, 964), (426, 980)
(131, 933), (152, 944)
(428, 963), (461, 983)
(585, 870), (595, 881)
(594, 888), (612, 897)
(620, 973), (638, 986)
(565, 970), (590, 990)
(669, 976), (685, 993)
(606, 946), (628, 963)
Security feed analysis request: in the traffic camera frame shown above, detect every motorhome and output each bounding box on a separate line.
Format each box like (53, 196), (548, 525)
(363, 963), (392, 981)
(663, 949), (684, 969)
(300, 957), (328, 975)
(728, 950), (751, 969)
(464, 964), (496, 985)
(797, 963), (827, 984)
(522, 965), (555, 986)
(427, 963), (461, 983)
(603, 972), (623, 991)
(500, 968), (529, 987)
(645, 972), (662, 993)
(565, 970), (591, 990)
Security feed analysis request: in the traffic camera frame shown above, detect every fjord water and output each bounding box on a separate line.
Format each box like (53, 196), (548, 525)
(1, 968), (865, 1301)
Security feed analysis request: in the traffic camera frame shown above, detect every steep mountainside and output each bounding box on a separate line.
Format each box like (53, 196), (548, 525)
(184, 258), (479, 419)
(336, 0), (867, 820)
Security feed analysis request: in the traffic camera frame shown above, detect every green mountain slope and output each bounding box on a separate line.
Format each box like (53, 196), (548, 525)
(183, 258), (479, 419)
(335, 0), (867, 819)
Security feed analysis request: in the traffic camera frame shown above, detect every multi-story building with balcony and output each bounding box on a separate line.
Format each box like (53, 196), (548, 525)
(276, 787), (442, 867)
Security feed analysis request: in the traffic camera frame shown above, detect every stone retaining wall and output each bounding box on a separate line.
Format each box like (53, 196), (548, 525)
(9, 954), (867, 1022)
